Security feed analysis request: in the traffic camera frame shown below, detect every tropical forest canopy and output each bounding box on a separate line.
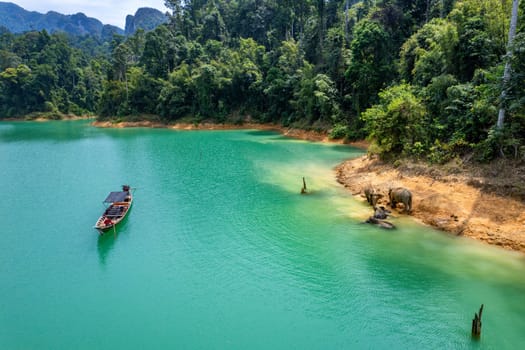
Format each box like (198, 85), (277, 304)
(1, 0), (524, 162)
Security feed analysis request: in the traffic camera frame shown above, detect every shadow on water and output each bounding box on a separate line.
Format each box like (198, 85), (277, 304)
(0, 120), (99, 143)
(97, 230), (119, 266)
(243, 130), (364, 156)
(326, 143), (364, 153)
(243, 130), (281, 137)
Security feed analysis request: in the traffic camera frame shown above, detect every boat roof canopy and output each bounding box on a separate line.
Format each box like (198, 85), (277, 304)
(104, 191), (128, 203)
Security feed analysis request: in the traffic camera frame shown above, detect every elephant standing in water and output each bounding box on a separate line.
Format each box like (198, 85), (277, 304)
(389, 187), (412, 213)
(364, 186), (382, 207)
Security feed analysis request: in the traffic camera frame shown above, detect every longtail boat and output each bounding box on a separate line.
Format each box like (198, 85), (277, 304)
(94, 185), (133, 233)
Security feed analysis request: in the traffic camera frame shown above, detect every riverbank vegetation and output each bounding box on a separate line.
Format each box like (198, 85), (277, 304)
(1, 1), (525, 163)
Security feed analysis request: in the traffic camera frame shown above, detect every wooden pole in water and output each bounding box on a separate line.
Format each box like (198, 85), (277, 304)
(472, 304), (484, 338)
(301, 177), (307, 194)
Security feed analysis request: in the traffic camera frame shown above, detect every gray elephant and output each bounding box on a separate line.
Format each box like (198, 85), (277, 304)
(389, 187), (412, 213)
(365, 217), (396, 229)
(364, 186), (382, 207)
(373, 206), (390, 219)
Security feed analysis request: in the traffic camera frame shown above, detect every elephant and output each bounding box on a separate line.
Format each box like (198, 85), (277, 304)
(364, 186), (383, 207)
(389, 187), (412, 213)
(373, 206), (390, 220)
(365, 217), (396, 229)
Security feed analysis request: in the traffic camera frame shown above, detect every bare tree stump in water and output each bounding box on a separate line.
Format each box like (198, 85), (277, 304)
(301, 177), (307, 194)
(472, 304), (484, 338)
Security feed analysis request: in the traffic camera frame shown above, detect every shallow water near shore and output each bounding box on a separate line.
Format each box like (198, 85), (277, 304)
(1, 120), (524, 349)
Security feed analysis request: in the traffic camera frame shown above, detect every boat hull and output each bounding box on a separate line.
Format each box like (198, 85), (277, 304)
(94, 187), (133, 233)
(95, 201), (132, 233)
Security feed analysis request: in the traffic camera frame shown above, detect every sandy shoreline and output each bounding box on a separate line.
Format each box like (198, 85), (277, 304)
(91, 120), (358, 144)
(95, 120), (525, 254)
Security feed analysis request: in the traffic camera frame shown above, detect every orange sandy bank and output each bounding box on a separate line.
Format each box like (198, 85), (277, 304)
(91, 120), (361, 144)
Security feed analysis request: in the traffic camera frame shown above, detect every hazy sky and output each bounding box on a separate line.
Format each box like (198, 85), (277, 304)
(13, 1), (170, 28)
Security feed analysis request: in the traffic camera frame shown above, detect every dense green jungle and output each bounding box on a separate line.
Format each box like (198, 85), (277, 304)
(1, 0), (525, 163)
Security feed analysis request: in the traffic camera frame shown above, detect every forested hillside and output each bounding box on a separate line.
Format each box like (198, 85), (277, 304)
(0, 2), (123, 37)
(1, 0), (524, 162)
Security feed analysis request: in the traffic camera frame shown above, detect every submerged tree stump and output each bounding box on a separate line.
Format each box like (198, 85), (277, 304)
(472, 304), (484, 338)
(301, 177), (307, 194)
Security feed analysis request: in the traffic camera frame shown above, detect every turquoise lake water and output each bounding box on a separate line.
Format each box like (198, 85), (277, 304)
(1, 120), (524, 349)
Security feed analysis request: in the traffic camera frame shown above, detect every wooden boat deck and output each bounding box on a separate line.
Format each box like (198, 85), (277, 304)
(94, 186), (132, 233)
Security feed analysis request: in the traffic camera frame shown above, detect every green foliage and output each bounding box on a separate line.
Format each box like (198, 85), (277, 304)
(346, 19), (395, 115)
(329, 123), (349, 140)
(293, 70), (341, 124)
(127, 67), (164, 115)
(2, 0), (525, 163)
(361, 84), (427, 157)
(455, 16), (499, 81)
(428, 138), (474, 164)
(140, 25), (176, 79)
(97, 80), (128, 117)
(449, 0), (509, 52)
(263, 40), (309, 123)
(0, 30), (105, 118)
(508, 32), (525, 117)
(157, 63), (193, 120)
(399, 19), (458, 86)
(0, 64), (34, 117)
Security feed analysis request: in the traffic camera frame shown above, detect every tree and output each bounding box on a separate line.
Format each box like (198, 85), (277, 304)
(497, 0), (519, 129)
(293, 69), (341, 125)
(0, 64), (33, 116)
(192, 63), (223, 118)
(226, 38), (265, 112)
(455, 16), (498, 81)
(346, 19), (395, 115)
(97, 80), (129, 117)
(361, 84), (427, 157)
(157, 63), (193, 119)
(199, 2), (228, 42)
(263, 40), (308, 123)
(127, 67), (163, 115)
(399, 19), (458, 86)
(140, 26), (176, 79)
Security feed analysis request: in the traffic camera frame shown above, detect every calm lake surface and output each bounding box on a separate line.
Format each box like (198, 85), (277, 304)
(1, 120), (524, 349)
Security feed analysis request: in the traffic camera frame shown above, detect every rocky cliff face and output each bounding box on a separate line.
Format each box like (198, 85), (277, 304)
(0, 3), (168, 37)
(0, 2), (124, 36)
(124, 7), (168, 35)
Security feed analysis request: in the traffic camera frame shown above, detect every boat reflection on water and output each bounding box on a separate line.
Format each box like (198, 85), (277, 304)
(96, 212), (132, 266)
